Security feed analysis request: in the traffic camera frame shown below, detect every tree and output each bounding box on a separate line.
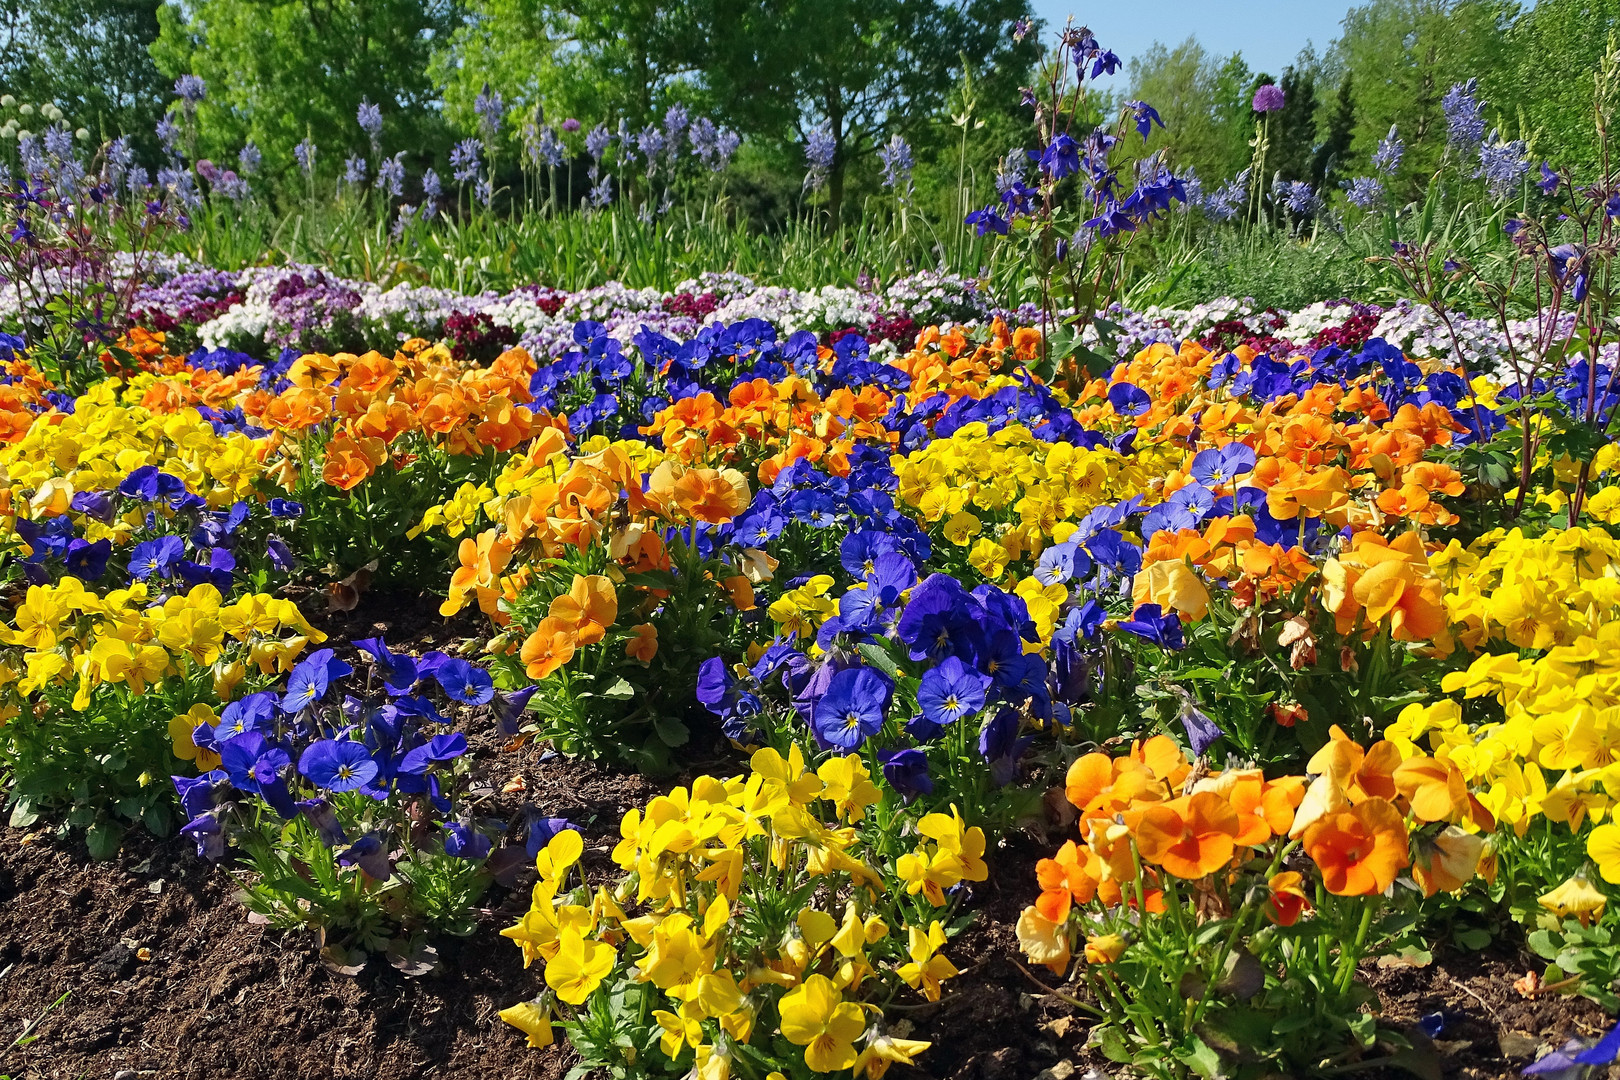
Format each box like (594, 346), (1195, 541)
(150, 0), (462, 181)
(696, 0), (1038, 223)
(0, 0), (168, 159)
(1127, 38), (1252, 184)
(1265, 52), (1322, 186)
(1504, 0), (1620, 171)
(1328, 0), (1517, 199)
(429, 0), (704, 137)
(1311, 74), (1355, 189)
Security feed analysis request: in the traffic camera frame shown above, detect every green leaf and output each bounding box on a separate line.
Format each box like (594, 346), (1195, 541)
(85, 822), (123, 861)
(1097, 1024), (1134, 1064)
(1453, 927), (1491, 952)
(600, 678), (635, 700)
(856, 642), (901, 678)
(1172, 1035), (1223, 1078)
(651, 716), (690, 749)
(8, 799), (39, 829)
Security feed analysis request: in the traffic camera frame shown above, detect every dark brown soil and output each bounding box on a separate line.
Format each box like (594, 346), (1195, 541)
(0, 593), (1605, 1080)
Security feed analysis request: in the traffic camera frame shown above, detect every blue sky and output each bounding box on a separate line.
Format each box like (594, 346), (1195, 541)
(1028, 1), (1352, 83)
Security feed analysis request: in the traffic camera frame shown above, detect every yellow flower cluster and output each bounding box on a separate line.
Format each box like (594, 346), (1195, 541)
(500, 746), (974, 1077)
(1432, 526), (1620, 652)
(894, 422), (1157, 570)
(0, 384), (265, 537)
(1379, 526), (1620, 881)
(0, 578), (323, 710)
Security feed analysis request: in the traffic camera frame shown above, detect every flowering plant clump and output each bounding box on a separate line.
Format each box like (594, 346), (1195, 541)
(0, 577), (321, 852)
(1016, 732), (1491, 1077)
(172, 639), (549, 967)
(498, 747), (980, 1077)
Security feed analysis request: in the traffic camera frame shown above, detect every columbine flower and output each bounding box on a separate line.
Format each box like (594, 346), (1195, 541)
(1125, 100), (1163, 142)
(1252, 83), (1286, 113)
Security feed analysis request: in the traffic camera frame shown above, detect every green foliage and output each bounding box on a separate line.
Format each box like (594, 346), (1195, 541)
(0, 0), (167, 157)
(1127, 40), (1253, 185)
(150, 0), (461, 175)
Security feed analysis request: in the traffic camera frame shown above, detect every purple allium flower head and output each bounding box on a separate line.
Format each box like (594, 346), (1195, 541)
(1252, 83), (1286, 113)
(562, 117), (581, 132)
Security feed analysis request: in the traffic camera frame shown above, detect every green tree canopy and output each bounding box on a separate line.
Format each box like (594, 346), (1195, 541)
(1, 0), (168, 158)
(151, 0), (462, 179)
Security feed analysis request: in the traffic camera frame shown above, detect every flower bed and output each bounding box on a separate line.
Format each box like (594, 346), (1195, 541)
(1, 276), (1619, 1078)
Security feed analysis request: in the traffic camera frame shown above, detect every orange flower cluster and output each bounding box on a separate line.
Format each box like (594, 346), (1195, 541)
(0, 359), (53, 444)
(1018, 728), (1496, 974)
(642, 374), (895, 485)
(238, 343), (563, 489)
(441, 437), (753, 630)
(1137, 517), (1316, 612)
